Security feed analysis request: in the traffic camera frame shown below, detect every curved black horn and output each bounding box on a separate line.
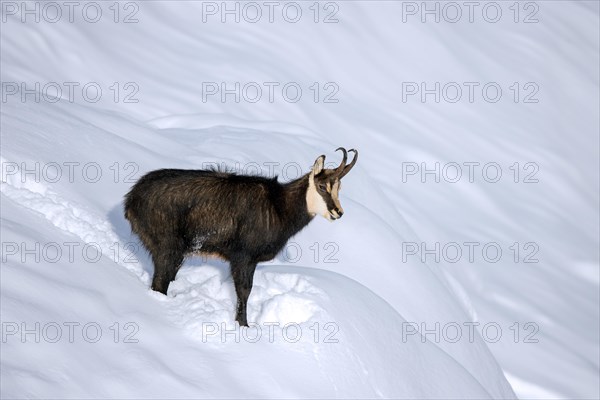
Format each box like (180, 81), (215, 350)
(339, 149), (358, 179)
(334, 147), (347, 176)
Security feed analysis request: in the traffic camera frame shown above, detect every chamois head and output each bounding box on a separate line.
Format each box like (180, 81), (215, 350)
(306, 147), (358, 221)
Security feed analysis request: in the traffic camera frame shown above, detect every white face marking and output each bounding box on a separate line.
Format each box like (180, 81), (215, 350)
(306, 173), (330, 220)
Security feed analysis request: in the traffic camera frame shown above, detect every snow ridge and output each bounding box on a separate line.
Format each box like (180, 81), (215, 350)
(1, 157), (148, 283)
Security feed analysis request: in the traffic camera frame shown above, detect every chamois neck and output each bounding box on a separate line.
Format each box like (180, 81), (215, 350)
(282, 174), (313, 229)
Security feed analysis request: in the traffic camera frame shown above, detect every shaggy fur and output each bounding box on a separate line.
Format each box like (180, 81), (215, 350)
(124, 149), (357, 326)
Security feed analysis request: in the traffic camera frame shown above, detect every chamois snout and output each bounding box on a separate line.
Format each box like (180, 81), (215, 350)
(330, 208), (343, 220)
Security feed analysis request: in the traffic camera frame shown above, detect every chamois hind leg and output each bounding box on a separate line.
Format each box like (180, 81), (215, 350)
(231, 259), (257, 326)
(150, 240), (186, 295)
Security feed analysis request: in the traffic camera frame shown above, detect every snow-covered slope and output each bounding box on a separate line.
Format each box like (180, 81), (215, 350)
(1, 99), (514, 398)
(1, 1), (598, 398)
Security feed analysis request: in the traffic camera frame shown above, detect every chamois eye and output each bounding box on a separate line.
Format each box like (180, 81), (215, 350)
(318, 183), (327, 191)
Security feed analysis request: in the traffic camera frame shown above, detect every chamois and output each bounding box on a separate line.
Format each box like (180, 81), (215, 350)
(124, 148), (358, 326)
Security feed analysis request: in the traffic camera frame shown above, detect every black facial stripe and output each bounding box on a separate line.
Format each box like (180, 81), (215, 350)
(325, 196), (337, 211)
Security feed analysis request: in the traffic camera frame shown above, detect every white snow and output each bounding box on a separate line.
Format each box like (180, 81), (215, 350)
(1, 1), (598, 399)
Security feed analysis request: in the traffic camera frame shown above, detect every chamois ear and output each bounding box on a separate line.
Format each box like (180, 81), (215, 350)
(311, 155), (326, 175)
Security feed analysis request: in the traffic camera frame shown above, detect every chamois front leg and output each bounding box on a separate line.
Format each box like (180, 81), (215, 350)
(231, 259), (257, 326)
(150, 240), (185, 295)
